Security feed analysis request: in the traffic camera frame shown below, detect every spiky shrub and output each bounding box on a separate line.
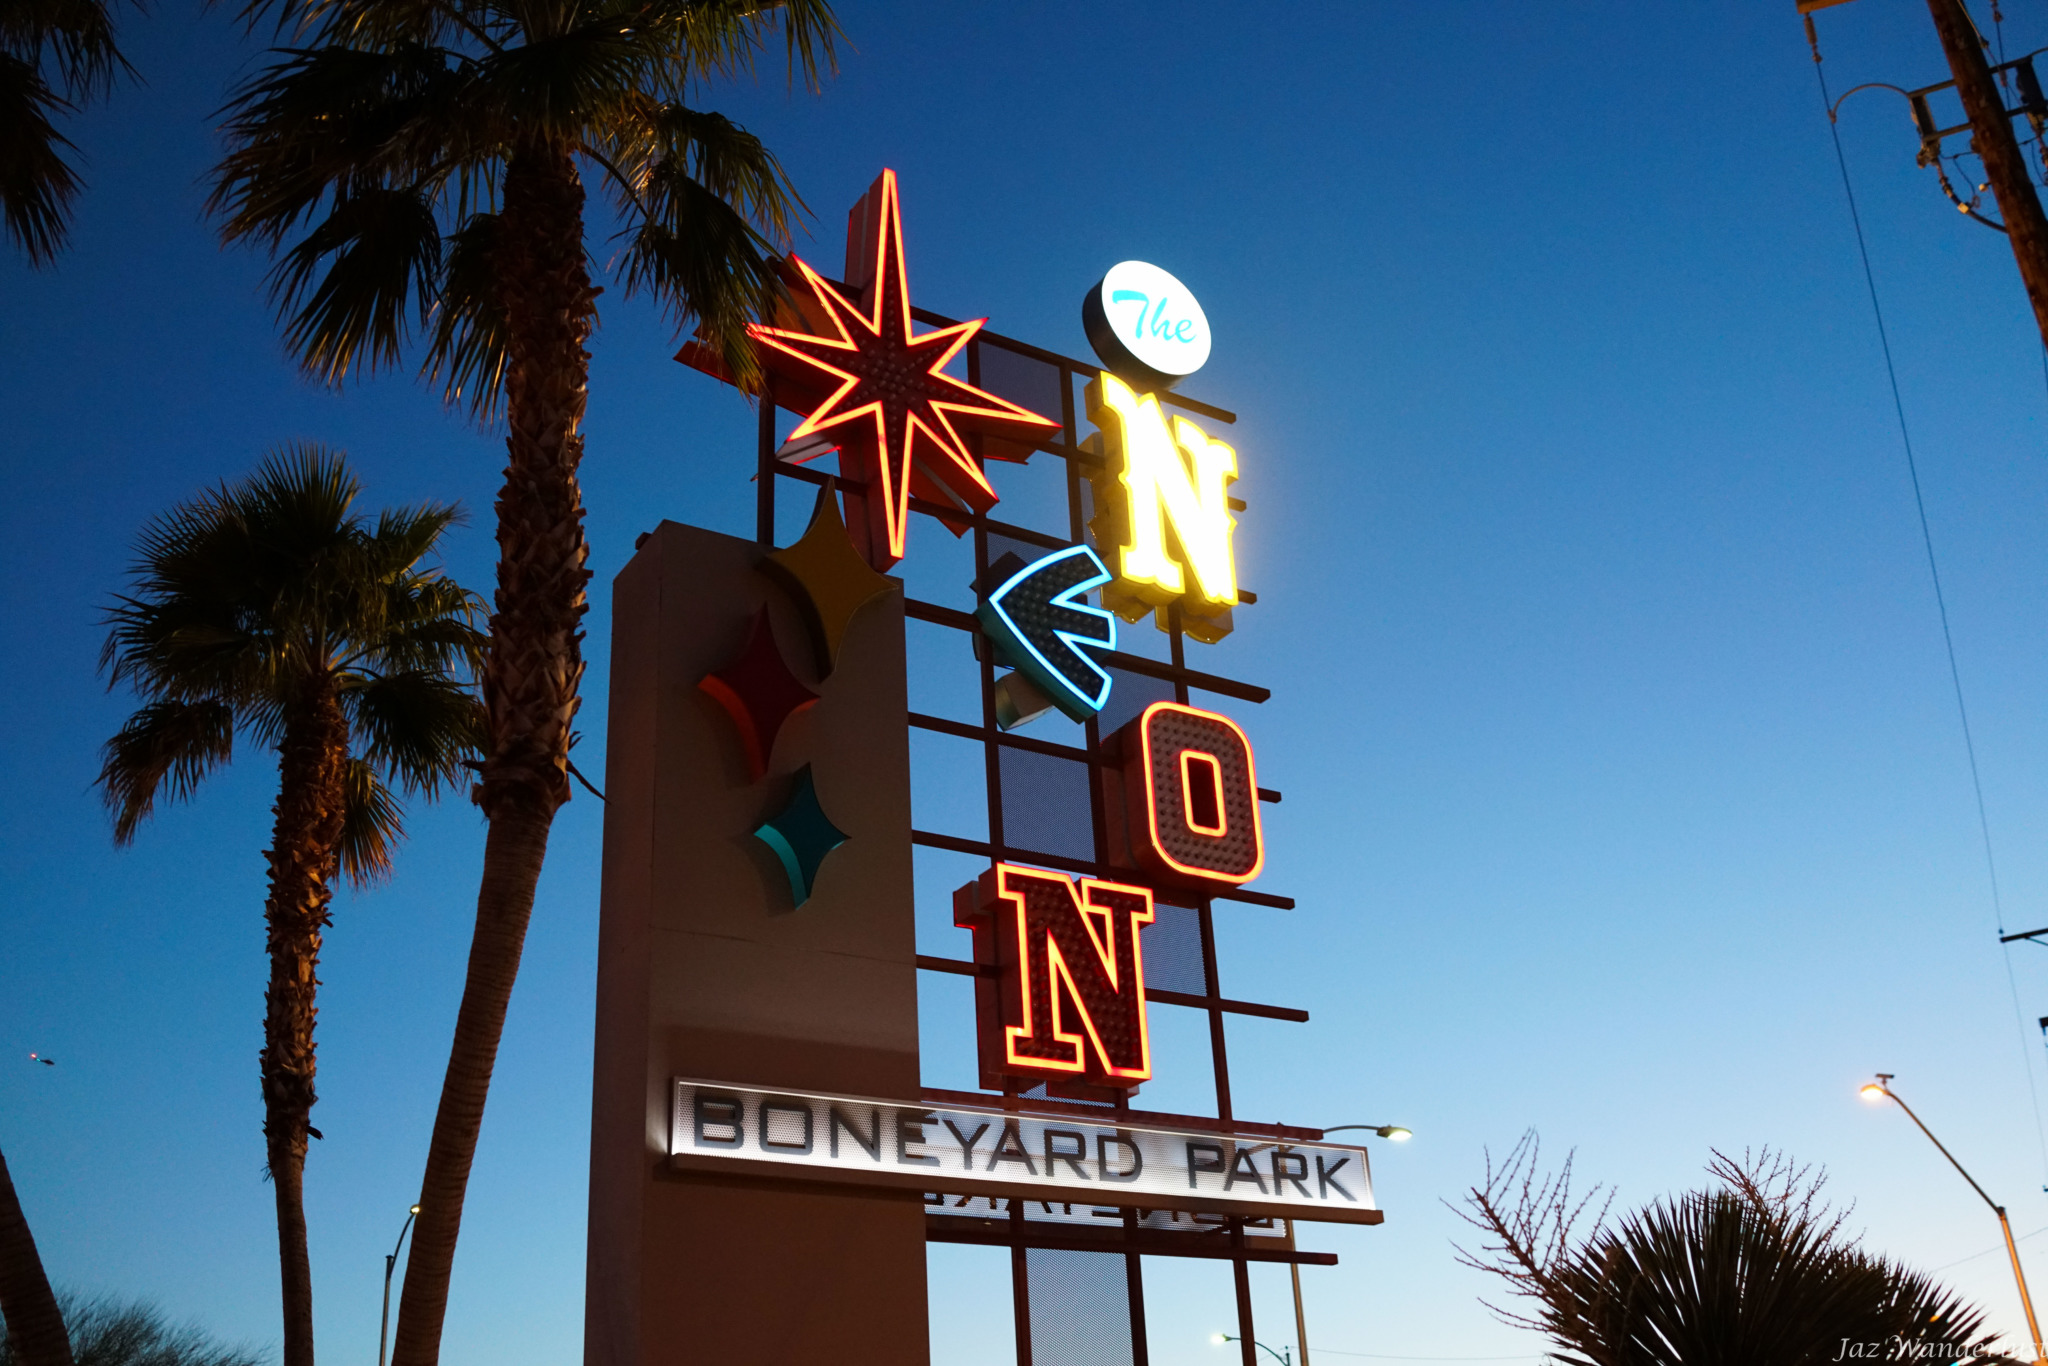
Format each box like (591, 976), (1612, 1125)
(1, 1298), (261, 1366)
(1457, 1139), (2017, 1366)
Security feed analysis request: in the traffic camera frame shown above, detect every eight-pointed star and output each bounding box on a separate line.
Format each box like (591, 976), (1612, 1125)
(748, 170), (1059, 570)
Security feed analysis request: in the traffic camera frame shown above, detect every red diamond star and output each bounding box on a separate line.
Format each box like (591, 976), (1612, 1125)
(748, 170), (1060, 569)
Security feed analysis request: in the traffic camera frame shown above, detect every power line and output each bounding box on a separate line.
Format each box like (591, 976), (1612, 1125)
(1806, 17), (2048, 1185)
(1931, 1221), (2048, 1272)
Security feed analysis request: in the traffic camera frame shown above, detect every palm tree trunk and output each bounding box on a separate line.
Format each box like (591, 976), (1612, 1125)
(261, 687), (350, 1366)
(0, 1144), (73, 1366)
(392, 138), (591, 1366)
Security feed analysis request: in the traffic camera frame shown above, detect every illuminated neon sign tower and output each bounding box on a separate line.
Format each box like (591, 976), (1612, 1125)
(590, 170), (1376, 1366)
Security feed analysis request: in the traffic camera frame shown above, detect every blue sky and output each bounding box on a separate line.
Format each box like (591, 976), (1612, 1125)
(10, 1), (2048, 1363)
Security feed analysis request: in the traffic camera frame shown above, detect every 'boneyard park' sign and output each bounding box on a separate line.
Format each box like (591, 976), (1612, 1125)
(588, 169), (1374, 1366)
(671, 1080), (1372, 1223)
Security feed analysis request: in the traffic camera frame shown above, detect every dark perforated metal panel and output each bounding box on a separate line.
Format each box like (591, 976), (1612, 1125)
(1141, 901), (1207, 995)
(1098, 667), (1175, 736)
(1027, 1248), (1135, 1366)
(978, 344), (1066, 429)
(999, 746), (1095, 862)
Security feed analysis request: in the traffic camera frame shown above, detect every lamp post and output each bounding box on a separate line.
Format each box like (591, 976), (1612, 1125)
(378, 1204), (420, 1366)
(1861, 1075), (2046, 1365)
(1214, 1332), (1290, 1366)
(1274, 1124), (1411, 1366)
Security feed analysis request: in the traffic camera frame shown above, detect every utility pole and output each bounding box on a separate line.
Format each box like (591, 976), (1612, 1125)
(1923, 0), (2048, 348)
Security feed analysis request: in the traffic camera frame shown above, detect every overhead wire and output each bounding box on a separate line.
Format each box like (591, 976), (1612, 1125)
(1804, 9), (2048, 1187)
(1930, 1220), (2048, 1272)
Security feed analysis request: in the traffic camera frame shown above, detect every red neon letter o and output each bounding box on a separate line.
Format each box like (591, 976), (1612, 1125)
(1126, 702), (1264, 886)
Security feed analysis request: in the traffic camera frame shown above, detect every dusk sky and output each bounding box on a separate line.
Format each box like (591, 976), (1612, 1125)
(11, 2), (2048, 1363)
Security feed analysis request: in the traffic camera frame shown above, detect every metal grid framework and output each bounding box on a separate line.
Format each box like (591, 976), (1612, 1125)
(751, 294), (1326, 1366)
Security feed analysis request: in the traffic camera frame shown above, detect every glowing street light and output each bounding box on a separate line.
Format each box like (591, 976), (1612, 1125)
(1261, 1122), (1414, 1366)
(378, 1203), (421, 1366)
(1215, 1332), (1291, 1366)
(1323, 1124), (1408, 1141)
(1861, 1074), (2047, 1366)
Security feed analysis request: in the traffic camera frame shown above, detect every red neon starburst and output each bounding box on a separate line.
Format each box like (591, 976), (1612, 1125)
(748, 170), (1059, 569)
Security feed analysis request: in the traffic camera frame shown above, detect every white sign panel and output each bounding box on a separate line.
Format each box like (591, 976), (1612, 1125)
(669, 1079), (1379, 1226)
(1084, 261), (1213, 385)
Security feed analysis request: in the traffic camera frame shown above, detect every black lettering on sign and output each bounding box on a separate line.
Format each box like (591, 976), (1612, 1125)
(758, 1097), (813, 1154)
(830, 1106), (881, 1161)
(1186, 1141), (1226, 1188)
(895, 1110), (941, 1167)
(943, 1118), (989, 1169)
(1316, 1154), (1357, 1201)
(988, 1120), (1037, 1173)
(1098, 1134), (1143, 1183)
(694, 1093), (744, 1149)
(1272, 1150), (1310, 1197)
(1043, 1128), (1090, 1180)
(1225, 1147), (1267, 1193)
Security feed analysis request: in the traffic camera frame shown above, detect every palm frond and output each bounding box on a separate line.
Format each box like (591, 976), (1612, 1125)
(0, 52), (82, 264)
(468, 22), (644, 141)
(95, 699), (236, 844)
(0, 0), (130, 99)
(624, 0), (839, 92)
(210, 42), (470, 247)
(365, 492), (463, 566)
(618, 158), (777, 390)
(270, 184), (445, 382)
(756, 0), (838, 94)
(342, 667), (484, 797)
(337, 756), (404, 884)
(420, 210), (507, 416)
(605, 100), (802, 240)
(101, 444), (479, 846)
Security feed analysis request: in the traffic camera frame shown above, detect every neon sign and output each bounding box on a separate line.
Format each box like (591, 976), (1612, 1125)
(1082, 260), (1212, 390)
(747, 170), (1059, 570)
(974, 544), (1117, 723)
(954, 864), (1155, 1094)
(1105, 702), (1266, 889)
(1085, 372), (1240, 643)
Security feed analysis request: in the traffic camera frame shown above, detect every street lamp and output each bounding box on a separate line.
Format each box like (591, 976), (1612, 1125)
(378, 1204), (420, 1366)
(1861, 1075), (2047, 1365)
(1268, 1123), (1412, 1366)
(1323, 1124), (1410, 1142)
(1215, 1332), (1291, 1366)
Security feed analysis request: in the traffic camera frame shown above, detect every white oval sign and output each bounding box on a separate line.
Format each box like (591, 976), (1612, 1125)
(1084, 261), (1211, 385)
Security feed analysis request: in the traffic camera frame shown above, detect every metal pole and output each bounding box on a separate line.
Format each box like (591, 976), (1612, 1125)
(379, 1207), (418, 1366)
(1289, 1261), (1310, 1366)
(1875, 1083), (2046, 1364)
(2000, 1206), (2048, 1366)
(1923, 0), (2048, 350)
(1221, 1336), (1289, 1366)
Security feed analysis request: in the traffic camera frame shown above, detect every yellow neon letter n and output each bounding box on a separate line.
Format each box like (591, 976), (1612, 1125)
(1085, 371), (1239, 642)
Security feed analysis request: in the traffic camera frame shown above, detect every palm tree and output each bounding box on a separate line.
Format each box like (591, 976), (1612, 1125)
(206, 6), (838, 1362)
(98, 446), (485, 1366)
(1, 0), (133, 262)
(0, 1148), (72, 1366)
(1458, 1137), (2016, 1365)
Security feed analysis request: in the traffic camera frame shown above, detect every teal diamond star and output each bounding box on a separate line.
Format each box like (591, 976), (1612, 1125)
(751, 765), (848, 907)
